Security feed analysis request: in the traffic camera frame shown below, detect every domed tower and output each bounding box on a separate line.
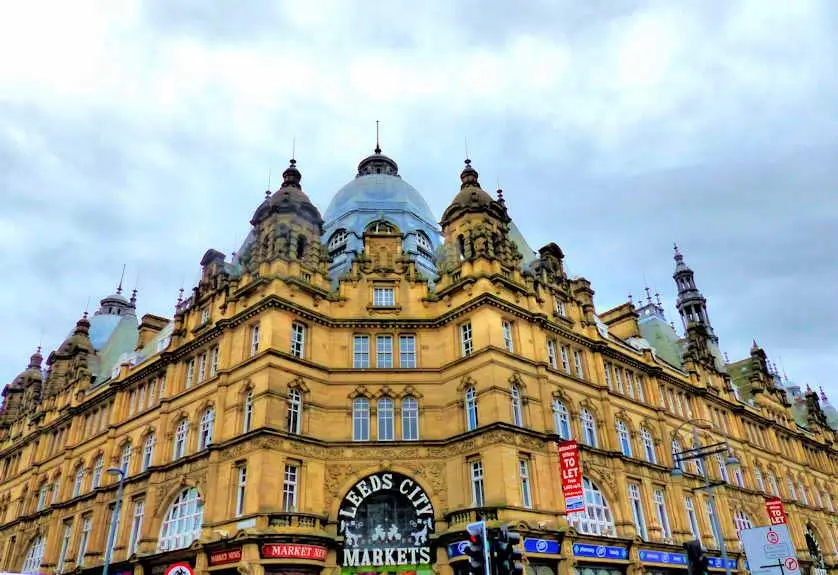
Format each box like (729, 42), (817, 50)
(438, 159), (522, 277)
(238, 159), (326, 277)
(0, 347), (44, 427)
(322, 144), (441, 285)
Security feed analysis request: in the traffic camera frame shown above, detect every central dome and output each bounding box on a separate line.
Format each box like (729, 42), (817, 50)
(323, 150), (437, 227)
(321, 147), (442, 284)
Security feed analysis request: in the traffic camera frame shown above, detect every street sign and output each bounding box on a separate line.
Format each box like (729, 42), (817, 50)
(741, 524), (800, 575)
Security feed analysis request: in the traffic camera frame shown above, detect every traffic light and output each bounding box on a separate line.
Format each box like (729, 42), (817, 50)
(466, 521), (490, 575)
(494, 526), (525, 575)
(684, 539), (709, 575)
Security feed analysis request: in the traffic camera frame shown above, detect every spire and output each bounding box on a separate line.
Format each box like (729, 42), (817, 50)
(751, 339), (759, 351)
(28, 346), (43, 370)
(496, 187), (505, 207)
(672, 243), (716, 338)
(117, 264), (126, 295)
(280, 158), (302, 189)
(74, 312), (91, 336)
(820, 386), (829, 402)
(460, 158), (480, 189)
(375, 120), (381, 154)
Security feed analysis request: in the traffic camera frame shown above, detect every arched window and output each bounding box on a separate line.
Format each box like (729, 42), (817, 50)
(767, 471), (780, 496)
(753, 467), (766, 492)
(378, 397), (394, 441)
(142, 433), (155, 471)
(580, 408), (597, 447)
(465, 387), (478, 431)
(22, 535), (46, 573)
(510, 385), (523, 427)
(416, 232), (433, 256)
(157, 488), (203, 552)
(806, 526), (827, 569)
(120, 442), (133, 475)
(198, 409), (215, 450)
(616, 420), (631, 456)
(92, 455), (104, 489)
(641, 428), (656, 463)
(352, 397), (370, 441)
(73, 466), (85, 497)
(295, 235), (306, 260)
(457, 235), (466, 260)
(242, 390), (253, 433)
(672, 439), (683, 470)
(287, 389), (302, 434)
(567, 477), (615, 536)
(366, 220), (396, 234)
(552, 399), (571, 440)
(173, 420), (189, 459)
(733, 509), (752, 549)
(402, 396), (419, 440)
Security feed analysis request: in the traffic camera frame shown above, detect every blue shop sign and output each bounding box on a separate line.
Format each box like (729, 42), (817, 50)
(707, 557), (737, 570)
(524, 539), (561, 555)
(572, 544), (628, 560)
(638, 550), (687, 566)
(447, 540), (469, 559)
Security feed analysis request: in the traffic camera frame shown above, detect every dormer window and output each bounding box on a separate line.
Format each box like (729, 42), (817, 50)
(373, 287), (395, 307)
(157, 336), (171, 353)
(200, 308), (210, 325)
(111, 365), (121, 380)
(328, 229), (350, 255)
(366, 220), (396, 234)
(416, 232), (433, 256)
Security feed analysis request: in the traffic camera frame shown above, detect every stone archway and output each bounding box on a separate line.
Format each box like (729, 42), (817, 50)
(337, 471), (435, 573)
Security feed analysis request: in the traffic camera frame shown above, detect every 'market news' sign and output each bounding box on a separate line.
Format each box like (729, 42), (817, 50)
(558, 440), (585, 514)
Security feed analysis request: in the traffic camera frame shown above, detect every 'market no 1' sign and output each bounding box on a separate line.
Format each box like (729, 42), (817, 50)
(337, 472), (435, 570)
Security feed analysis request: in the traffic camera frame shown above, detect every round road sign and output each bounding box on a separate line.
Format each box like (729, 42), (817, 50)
(784, 558), (799, 571)
(767, 530), (780, 544)
(165, 563), (194, 575)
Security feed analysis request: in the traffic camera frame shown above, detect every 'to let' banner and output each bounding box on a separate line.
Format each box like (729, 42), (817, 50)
(765, 497), (787, 525)
(557, 440), (585, 514)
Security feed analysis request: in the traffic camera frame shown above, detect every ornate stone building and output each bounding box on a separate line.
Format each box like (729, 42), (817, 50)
(1, 146), (837, 575)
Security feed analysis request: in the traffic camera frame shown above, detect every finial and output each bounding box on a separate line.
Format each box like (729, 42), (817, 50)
(496, 188), (505, 205)
(628, 292), (633, 305)
(655, 292), (662, 306)
(375, 121), (381, 154)
(820, 386), (828, 401)
(464, 137), (470, 161)
(176, 287), (184, 305)
(130, 289), (137, 306)
(460, 158), (479, 189)
(82, 311), (88, 319)
(724, 351), (730, 364)
(751, 339), (759, 350)
(280, 157), (301, 189)
(84, 296), (90, 315)
(265, 167), (272, 199)
(292, 137), (296, 161)
(806, 383), (813, 393)
(117, 264), (126, 294)
(644, 286), (652, 304)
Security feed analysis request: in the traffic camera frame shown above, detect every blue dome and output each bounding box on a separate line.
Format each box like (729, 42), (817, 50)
(322, 150), (441, 284)
(324, 174), (437, 228)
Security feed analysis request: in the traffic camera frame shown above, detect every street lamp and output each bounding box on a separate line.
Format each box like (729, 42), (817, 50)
(102, 467), (127, 575)
(671, 418), (736, 575)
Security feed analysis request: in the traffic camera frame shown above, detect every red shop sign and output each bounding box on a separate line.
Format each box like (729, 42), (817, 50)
(208, 547), (243, 566)
(261, 544), (328, 561)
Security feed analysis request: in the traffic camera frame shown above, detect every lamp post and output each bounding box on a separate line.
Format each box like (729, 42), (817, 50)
(102, 467), (127, 575)
(671, 419), (740, 575)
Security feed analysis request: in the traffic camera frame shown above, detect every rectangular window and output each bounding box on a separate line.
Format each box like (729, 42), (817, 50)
(376, 335), (393, 368)
(138, 385), (146, 411)
(502, 320), (514, 352)
(653, 488), (672, 539)
(250, 324), (261, 357)
(158, 374), (166, 401)
(604, 362), (613, 390)
(519, 458), (532, 509)
(470, 460), (485, 507)
(399, 335), (416, 368)
(291, 322), (306, 358)
(625, 371), (635, 398)
(282, 463), (299, 511)
(243, 392), (254, 433)
(210, 346), (219, 377)
(142, 437), (154, 471)
(560, 345), (571, 373)
(373, 287), (395, 307)
(37, 484), (48, 511)
(573, 350), (584, 378)
(555, 299), (566, 316)
(76, 515), (92, 567)
(353, 335), (370, 368)
(57, 520), (73, 573)
(200, 307), (210, 325)
(547, 339), (557, 369)
(235, 465), (247, 517)
(460, 322), (473, 357)
(128, 390), (137, 416)
(636, 376), (646, 402)
(128, 500), (144, 556)
(685, 497), (701, 542)
(197, 353), (206, 382)
(614, 368), (624, 393)
(185, 359), (194, 389)
(628, 483), (647, 540)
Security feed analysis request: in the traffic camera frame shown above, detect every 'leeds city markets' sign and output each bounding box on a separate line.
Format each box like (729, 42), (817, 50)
(338, 472), (435, 570)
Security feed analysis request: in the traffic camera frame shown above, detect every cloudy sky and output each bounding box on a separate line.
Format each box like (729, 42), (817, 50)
(1, 0), (836, 395)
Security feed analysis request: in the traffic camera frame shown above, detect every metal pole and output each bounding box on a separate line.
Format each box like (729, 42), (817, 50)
(102, 471), (126, 575)
(693, 425), (732, 575)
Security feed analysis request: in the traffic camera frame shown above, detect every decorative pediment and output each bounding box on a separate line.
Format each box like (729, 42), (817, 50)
(457, 375), (477, 392)
(348, 385), (373, 399)
(551, 388), (570, 404)
(578, 397), (600, 422)
(288, 376), (310, 394)
(399, 385), (423, 399)
(508, 372), (527, 391)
